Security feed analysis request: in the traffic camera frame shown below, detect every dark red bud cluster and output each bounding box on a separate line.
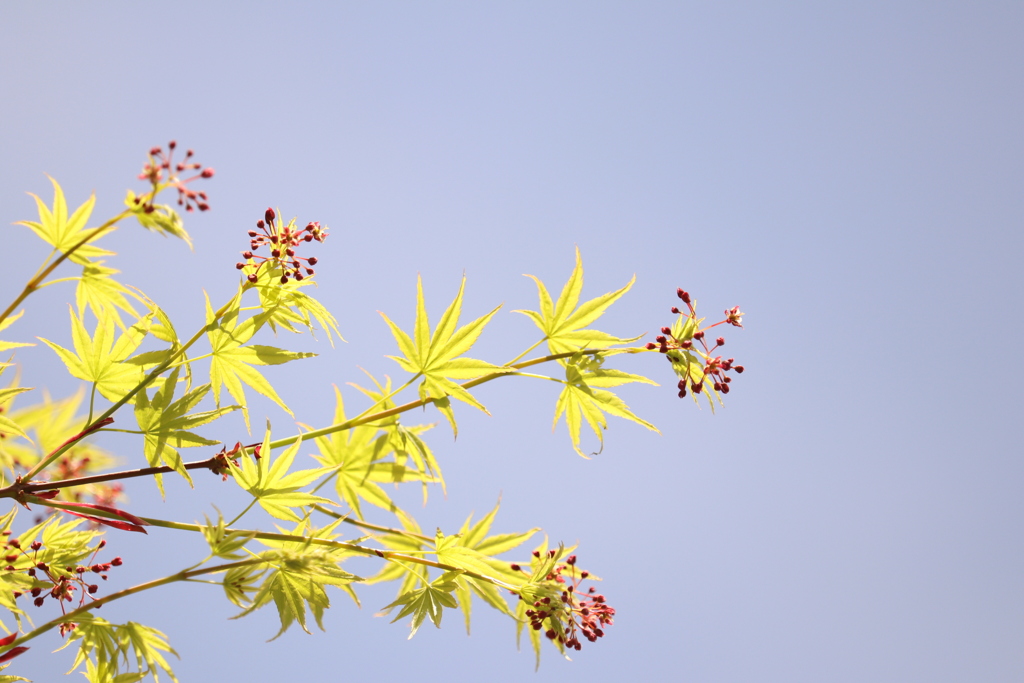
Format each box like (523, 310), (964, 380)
(5, 535), (122, 612)
(239, 210), (328, 284)
(136, 142), (213, 213)
(516, 553), (614, 653)
(652, 288), (746, 400)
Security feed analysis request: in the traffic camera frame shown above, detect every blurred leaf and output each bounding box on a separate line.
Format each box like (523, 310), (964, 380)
(125, 191), (191, 248)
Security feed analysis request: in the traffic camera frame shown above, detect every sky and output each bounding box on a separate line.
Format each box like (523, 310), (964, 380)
(1, 2), (1022, 681)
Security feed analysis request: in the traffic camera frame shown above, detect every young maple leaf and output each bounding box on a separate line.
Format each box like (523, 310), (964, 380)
(16, 177), (113, 265)
(74, 261), (145, 327)
(134, 368), (240, 495)
(0, 310), (35, 355)
(227, 423), (333, 522)
(441, 500), (539, 634)
(382, 570), (462, 639)
(379, 275), (508, 437)
(38, 307), (152, 403)
(553, 354), (659, 457)
(205, 290), (316, 432)
(312, 386), (438, 521)
(234, 520), (361, 639)
(515, 247), (641, 356)
(251, 265), (343, 346)
(349, 372), (445, 500)
(0, 365), (33, 443)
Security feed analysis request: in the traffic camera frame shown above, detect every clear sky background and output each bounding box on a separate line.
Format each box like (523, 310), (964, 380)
(1, 3), (1022, 681)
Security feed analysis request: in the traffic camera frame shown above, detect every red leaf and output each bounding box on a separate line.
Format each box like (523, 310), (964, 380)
(0, 646), (28, 663)
(32, 490), (60, 500)
(56, 502), (149, 527)
(0, 633), (16, 647)
(65, 512), (148, 534)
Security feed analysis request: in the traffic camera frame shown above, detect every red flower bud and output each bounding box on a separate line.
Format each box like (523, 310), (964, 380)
(265, 208), (275, 223)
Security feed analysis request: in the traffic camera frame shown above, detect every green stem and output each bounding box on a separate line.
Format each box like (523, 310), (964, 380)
(226, 499), (259, 528)
(311, 504), (433, 543)
(505, 338), (545, 366)
(264, 347), (620, 450)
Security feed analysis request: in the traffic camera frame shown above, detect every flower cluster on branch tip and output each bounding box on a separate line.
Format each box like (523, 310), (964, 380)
(4, 533), (122, 626)
(512, 551), (615, 652)
(646, 288), (745, 399)
(237, 207), (328, 284)
(135, 140), (214, 213)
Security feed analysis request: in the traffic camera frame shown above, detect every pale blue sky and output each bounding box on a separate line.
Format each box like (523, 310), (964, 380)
(1, 3), (1022, 681)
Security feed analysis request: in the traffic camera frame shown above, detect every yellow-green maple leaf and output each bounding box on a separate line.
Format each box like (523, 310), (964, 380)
(379, 275), (507, 436)
(553, 355), (659, 457)
(38, 307), (152, 403)
(205, 291), (315, 432)
(228, 424), (332, 522)
(134, 369), (239, 495)
(16, 177), (114, 264)
(515, 247), (640, 356)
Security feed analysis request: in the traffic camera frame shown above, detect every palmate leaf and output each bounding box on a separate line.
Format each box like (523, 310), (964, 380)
(251, 263), (343, 345)
(205, 291), (315, 432)
(0, 388), (117, 475)
(125, 191), (192, 248)
(379, 275), (507, 436)
(0, 310), (34, 354)
(554, 356), (659, 457)
(16, 177), (114, 265)
(62, 616), (178, 683)
(75, 261), (144, 326)
(349, 372), (445, 500)
(234, 520), (361, 639)
(382, 570), (461, 639)
(440, 501), (539, 634)
(38, 307), (152, 403)
(0, 365), (32, 442)
(312, 386), (423, 520)
(201, 513), (256, 560)
(515, 247), (641, 356)
(134, 368), (239, 495)
(365, 511), (429, 598)
(228, 423), (333, 522)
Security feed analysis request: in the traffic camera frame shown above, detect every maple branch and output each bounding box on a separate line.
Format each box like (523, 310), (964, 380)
(0, 457), (221, 499)
(23, 293), (239, 481)
(266, 346), (644, 450)
(0, 557), (264, 653)
(0, 206), (135, 328)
